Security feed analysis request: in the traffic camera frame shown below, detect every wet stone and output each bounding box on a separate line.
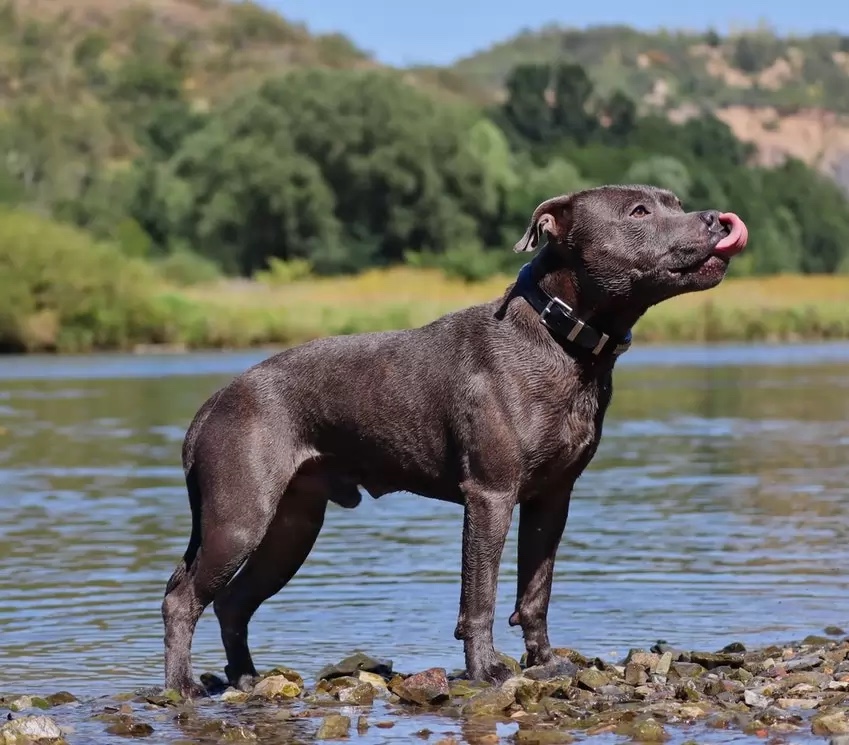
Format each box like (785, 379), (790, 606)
(576, 669), (610, 691)
(803, 635), (834, 647)
(524, 659), (579, 681)
(391, 668), (449, 706)
(105, 716), (155, 738)
(461, 687), (516, 716)
(720, 642), (747, 654)
(777, 697), (820, 710)
(514, 728), (574, 744)
(826, 626), (847, 637)
(337, 683), (375, 706)
(619, 715), (668, 742)
(1, 715), (65, 743)
(675, 681), (701, 703)
(689, 652), (744, 670)
(7, 696), (50, 712)
(252, 675), (301, 699)
(744, 690), (770, 708)
(785, 654), (825, 672)
(625, 664), (649, 687)
(448, 680), (490, 699)
(44, 693), (77, 707)
(669, 662), (705, 680)
(625, 651), (660, 670)
(316, 714), (351, 740)
(261, 667), (304, 689)
(357, 715), (369, 732)
(357, 671), (388, 691)
(813, 711), (849, 736)
(317, 653), (392, 681)
(220, 689), (250, 703)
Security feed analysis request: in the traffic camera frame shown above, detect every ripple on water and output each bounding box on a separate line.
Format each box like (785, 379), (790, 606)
(0, 345), (848, 745)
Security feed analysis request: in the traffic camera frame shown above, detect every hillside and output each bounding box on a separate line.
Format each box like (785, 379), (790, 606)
(444, 25), (849, 189)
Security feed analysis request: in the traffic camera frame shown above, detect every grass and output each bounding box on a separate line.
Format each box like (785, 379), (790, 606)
(175, 269), (849, 352)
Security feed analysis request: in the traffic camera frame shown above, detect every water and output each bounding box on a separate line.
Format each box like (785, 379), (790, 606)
(1, 342), (848, 743)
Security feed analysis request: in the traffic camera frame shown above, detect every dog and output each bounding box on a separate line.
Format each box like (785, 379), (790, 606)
(161, 184), (748, 697)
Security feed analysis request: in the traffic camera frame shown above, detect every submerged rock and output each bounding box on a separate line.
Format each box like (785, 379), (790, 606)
(1, 715), (64, 743)
(514, 728), (574, 744)
(105, 715), (155, 738)
(220, 689), (250, 704)
(316, 714), (351, 740)
(7, 696), (50, 713)
(390, 668), (449, 705)
(317, 653), (392, 681)
(44, 693), (76, 707)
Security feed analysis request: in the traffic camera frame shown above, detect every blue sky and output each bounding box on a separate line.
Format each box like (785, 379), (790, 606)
(267, 0), (849, 67)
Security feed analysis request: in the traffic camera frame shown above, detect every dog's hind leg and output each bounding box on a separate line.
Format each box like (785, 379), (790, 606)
(213, 463), (331, 690)
(162, 443), (298, 698)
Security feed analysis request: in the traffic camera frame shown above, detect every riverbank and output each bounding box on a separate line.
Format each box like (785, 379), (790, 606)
(4, 632), (849, 744)
(4, 258), (849, 354)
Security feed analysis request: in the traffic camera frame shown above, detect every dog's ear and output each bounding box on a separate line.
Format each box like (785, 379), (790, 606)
(513, 194), (574, 253)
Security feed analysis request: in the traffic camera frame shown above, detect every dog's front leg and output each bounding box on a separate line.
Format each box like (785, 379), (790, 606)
(508, 491), (572, 669)
(454, 484), (515, 685)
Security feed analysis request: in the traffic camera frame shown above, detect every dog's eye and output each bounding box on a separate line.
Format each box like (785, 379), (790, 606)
(630, 205), (650, 218)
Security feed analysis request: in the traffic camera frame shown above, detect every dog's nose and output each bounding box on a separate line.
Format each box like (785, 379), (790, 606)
(699, 210), (721, 229)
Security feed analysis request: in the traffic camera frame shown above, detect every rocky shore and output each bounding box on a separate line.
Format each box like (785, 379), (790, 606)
(4, 631), (849, 744)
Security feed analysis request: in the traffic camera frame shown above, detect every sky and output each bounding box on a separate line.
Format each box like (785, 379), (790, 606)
(266, 0), (849, 67)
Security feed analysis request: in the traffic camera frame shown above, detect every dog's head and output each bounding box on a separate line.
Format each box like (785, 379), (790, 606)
(514, 184), (748, 313)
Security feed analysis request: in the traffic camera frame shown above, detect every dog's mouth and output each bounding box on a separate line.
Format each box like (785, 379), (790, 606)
(667, 212), (748, 280)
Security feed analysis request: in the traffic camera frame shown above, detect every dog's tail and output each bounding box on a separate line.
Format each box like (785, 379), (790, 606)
(164, 463), (203, 595)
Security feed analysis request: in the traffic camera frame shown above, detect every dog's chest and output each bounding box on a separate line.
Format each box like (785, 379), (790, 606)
(527, 378), (610, 478)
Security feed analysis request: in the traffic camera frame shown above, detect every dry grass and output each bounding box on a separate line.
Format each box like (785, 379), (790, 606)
(179, 270), (849, 349)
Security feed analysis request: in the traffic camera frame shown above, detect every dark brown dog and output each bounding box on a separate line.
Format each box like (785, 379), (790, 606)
(161, 184), (748, 697)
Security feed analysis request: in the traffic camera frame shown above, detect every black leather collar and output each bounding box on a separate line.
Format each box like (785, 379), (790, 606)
(514, 262), (632, 358)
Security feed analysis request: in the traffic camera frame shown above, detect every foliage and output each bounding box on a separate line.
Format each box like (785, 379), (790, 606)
(2, 1), (849, 353)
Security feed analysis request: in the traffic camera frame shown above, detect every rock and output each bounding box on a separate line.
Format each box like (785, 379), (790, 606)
(44, 693), (77, 707)
(625, 650), (660, 669)
(448, 680), (490, 698)
(826, 626), (847, 637)
(778, 671), (831, 690)
(549, 648), (590, 667)
(689, 652), (744, 670)
(720, 642), (747, 654)
(8, 696), (49, 713)
(220, 689), (250, 703)
(785, 654), (824, 672)
(803, 635), (834, 647)
(523, 659), (578, 681)
(625, 664), (649, 687)
(357, 716), (369, 732)
(777, 698), (820, 710)
(514, 729), (574, 744)
(1, 716), (64, 743)
(391, 668), (449, 706)
(655, 652), (673, 678)
(317, 653), (392, 681)
(337, 683), (375, 706)
(461, 687), (516, 716)
(744, 690), (770, 708)
(576, 669), (610, 691)
(105, 716), (155, 737)
(814, 711), (849, 736)
(261, 666), (304, 689)
(497, 653), (523, 677)
(669, 662), (705, 680)
(675, 681), (701, 703)
(619, 716), (668, 742)
(316, 714), (351, 740)
(357, 671), (388, 690)
(252, 675), (301, 699)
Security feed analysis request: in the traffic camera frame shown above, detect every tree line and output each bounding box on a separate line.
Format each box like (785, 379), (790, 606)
(2, 26), (849, 283)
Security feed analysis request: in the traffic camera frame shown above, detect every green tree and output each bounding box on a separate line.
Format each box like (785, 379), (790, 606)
(551, 62), (597, 144)
(501, 63), (553, 144)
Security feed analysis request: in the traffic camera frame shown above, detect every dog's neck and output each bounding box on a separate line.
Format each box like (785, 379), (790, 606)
(532, 248), (646, 340)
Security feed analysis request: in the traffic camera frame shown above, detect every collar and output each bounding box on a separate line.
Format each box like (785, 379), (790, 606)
(514, 262), (632, 358)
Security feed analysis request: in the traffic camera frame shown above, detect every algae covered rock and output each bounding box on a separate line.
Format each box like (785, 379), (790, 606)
(1, 715), (64, 743)
(461, 687), (516, 716)
(514, 728), (574, 744)
(252, 675), (301, 700)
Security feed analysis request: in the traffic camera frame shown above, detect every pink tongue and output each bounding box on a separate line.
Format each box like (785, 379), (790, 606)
(714, 212), (748, 256)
